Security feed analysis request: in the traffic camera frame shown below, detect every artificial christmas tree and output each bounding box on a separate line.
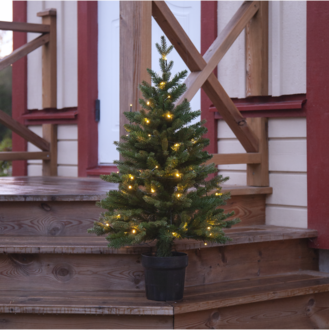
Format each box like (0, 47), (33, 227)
(89, 37), (240, 300)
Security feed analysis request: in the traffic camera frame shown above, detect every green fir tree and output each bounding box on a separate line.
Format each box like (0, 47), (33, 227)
(89, 37), (240, 257)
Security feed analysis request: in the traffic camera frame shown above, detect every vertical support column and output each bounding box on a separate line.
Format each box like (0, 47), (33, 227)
(245, 1), (268, 97)
(246, 117), (269, 186)
(245, 2), (269, 186)
(42, 124), (57, 176)
(38, 8), (57, 109)
(120, 2), (152, 142)
(38, 8), (57, 176)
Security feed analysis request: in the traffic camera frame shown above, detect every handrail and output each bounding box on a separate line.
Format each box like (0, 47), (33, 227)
(0, 111), (50, 151)
(0, 33), (50, 71)
(0, 9), (58, 176)
(0, 21), (50, 33)
(148, 1), (269, 186)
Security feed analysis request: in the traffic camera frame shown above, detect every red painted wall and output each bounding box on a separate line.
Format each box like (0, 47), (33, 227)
(12, 1), (27, 176)
(307, 2), (329, 250)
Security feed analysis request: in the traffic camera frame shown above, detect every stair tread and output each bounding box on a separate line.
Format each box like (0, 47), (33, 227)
(0, 176), (272, 201)
(0, 225), (317, 254)
(0, 271), (328, 316)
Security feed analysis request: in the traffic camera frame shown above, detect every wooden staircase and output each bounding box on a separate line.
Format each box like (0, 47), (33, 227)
(0, 177), (329, 329)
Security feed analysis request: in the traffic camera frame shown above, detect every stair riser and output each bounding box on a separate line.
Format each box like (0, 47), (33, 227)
(0, 239), (317, 292)
(174, 292), (329, 329)
(1, 292), (329, 329)
(0, 314), (173, 329)
(0, 196), (265, 237)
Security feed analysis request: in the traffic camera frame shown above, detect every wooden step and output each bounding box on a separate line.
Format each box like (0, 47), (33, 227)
(0, 225), (317, 254)
(0, 226), (318, 292)
(0, 177), (272, 201)
(0, 177), (272, 236)
(0, 271), (326, 315)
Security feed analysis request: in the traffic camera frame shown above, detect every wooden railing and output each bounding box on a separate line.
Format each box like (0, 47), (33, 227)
(120, 1), (269, 187)
(0, 9), (57, 176)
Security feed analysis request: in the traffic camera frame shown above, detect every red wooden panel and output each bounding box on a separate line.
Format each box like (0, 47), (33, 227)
(12, 1), (28, 176)
(86, 166), (118, 176)
(77, 1), (98, 177)
(306, 2), (329, 250)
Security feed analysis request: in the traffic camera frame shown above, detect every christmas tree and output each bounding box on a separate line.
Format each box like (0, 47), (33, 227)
(89, 37), (240, 257)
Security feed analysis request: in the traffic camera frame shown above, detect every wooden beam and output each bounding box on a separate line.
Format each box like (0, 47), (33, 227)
(0, 33), (49, 71)
(246, 1), (269, 96)
(42, 124), (57, 176)
(38, 9), (57, 109)
(0, 111), (50, 151)
(176, 1), (260, 104)
(120, 2), (152, 143)
(0, 152), (50, 161)
(152, 0), (259, 152)
(206, 152), (261, 165)
(0, 21), (50, 33)
(247, 117), (269, 186)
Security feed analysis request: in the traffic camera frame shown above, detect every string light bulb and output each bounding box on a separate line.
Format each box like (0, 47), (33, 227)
(117, 171), (119, 174)
(128, 185), (132, 189)
(174, 143), (180, 147)
(130, 175), (134, 180)
(132, 229), (136, 234)
(215, 192), (222, 196)
(176, 193), (181, 198)
(166, 113), (172, 119)
(172, 232), (177, 237)
(162, 55), (167, 61)
(148, 134), (151, 137)
(204, 242), (207, 246)
(106, 223), (109, 226)
(175, 173), (181, 178)
(160, 82), (166, 89)
(117, 214), (121, 218)
(146, 101), (150, 106)
(155, 165), (158, 169)
(151, 188), (155, 193)
(145, 119), (150, 124)
(207, 227), (211, 230)
(168, 95), (171, 99)
(210, 233), (212, 236)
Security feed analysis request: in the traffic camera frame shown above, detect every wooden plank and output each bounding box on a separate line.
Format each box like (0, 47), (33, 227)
(247, 118), (269, 186)
(0, 151), (50, 161)
(183, 239), (318, 287)
(152, 1), (259, 153)
(0, 177), (272, 201)
(0, 226), (318, 254)
(39, 9), (57, 109)
(0, 21), (50, 33)
(174, 292), (329, 329)
(246, 1), (269, 96)
(175, 1), (260, 104)
(120, 2), (152, 146)
(0, 33), (50, 71)
(42, 124), (57, 176)
(0, 195), (264, 238)
(0, 314), (173, 329)
(206, 152), (261, 165)
(0, 111), (50, 151)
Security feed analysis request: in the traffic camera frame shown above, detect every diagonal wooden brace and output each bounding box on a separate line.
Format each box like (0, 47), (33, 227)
(152, 1), (260, 152)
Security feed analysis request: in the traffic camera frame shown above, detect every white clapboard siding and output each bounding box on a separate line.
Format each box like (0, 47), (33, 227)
(217, 118), (307, 228)
(217, 1), (306, 98)
(27, 1), (78, 110)
(27, 124), (78, 177)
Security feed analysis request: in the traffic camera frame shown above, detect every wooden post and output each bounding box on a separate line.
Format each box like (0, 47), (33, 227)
(37, 8), (57, 109)
(38, 9), (58, 176)
(42, 124), (57, 176)
(245, 1), (268, 97)
(246, 118), (268, 187)
(119, 2), (152, 143)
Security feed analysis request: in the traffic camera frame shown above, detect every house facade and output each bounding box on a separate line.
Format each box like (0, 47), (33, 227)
(11, 1), (329, 265)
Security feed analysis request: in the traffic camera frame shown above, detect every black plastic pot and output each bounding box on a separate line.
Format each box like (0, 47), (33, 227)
(142, 252), (188, 301)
